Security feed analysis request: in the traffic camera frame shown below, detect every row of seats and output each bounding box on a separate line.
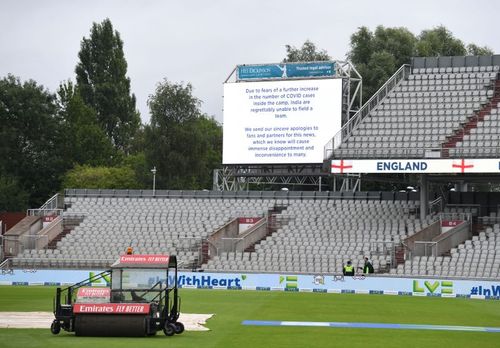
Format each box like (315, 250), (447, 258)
(413, 66), (499, 74)
(391, 225), (500, 279)
(205, 199), (424, 273)
(333, 65), (499, 159)
(10, 192), (500, 281)
(13, 196), (274, 269)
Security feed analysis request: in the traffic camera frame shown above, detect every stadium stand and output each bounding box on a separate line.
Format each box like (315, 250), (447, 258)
(204, 199), (423, 273)
(393, 224), (500, 279)
(11, 194), (274, 269)
(6, 191), (425, 273)
(2, 189), (500, 281)
(333, 62), (500, 159)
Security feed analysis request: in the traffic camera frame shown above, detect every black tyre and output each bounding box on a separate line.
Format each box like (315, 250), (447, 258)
(50, 320), (61, 335)
(174, 322), (184, 334)
(163, 323), (176, 336)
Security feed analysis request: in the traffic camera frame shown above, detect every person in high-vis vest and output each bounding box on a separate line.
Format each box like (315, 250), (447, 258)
(343, 260), (355, 276)
(361, 257), (374, 274)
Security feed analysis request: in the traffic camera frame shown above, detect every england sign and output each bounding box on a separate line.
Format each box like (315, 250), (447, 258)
(330, 158), (500, 174)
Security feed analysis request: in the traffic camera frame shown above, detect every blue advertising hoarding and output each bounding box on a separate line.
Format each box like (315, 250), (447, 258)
(1, 269), (499, 300)
(237, 62), (335, 81)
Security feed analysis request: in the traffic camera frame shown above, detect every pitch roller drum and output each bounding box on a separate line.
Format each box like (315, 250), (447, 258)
(75, 314), (148, 336)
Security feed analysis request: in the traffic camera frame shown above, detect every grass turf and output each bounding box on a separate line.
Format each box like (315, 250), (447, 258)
(1, 286), (500, 348)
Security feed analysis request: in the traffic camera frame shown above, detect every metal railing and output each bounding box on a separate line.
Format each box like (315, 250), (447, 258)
(27, 208), (63, 217)
(39, 193), (60, 211)
(413, 241), (437, 257)
(428, 196), (443, 215)
(432, 220), (470, 255)
(1, 235), (50, 257)
(439, 212), (472, 225)
(5, 257), (114, 270)
(324, 64), (411, 160)
(406, 213), (471, 258)
(0, 258), (14, 273)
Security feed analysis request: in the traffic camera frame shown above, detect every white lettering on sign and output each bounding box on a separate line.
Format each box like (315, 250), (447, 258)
(73, 303), (150, 314)
(331, 159), (500, 174)
(119, 254), (169, 264)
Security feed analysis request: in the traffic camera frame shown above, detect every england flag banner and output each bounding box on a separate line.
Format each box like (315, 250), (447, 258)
(330, 159), (500, 174)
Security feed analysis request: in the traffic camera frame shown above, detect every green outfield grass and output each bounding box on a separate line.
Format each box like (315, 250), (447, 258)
(1, 286), (500, 348)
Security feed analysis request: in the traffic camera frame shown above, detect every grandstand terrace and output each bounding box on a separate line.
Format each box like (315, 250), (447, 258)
(393, 223), (500, 279)
(5, 190), (426, 273)
(330, 55), (500, 159)
(204, 198), (423, 273)
(1, 188), (498, 281)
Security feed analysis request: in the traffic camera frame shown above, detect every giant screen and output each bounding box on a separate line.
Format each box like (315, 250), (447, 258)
(223, 78), (342, 164)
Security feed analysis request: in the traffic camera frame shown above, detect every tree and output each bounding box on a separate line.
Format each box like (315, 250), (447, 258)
(0, 75), (66, 208)
(62, 164), (140, 189)
(348, 27), (374, 66)
(195, 115), (223, 188)
(0, 175), (29, 212)
(416, 26), (466, 57)
(349, 26), (417, 100)
(57, 81), (117, 167)
(283, 40), (330, 62)
(144, 80), (222, 189)
(466, 43), (494, 56)
(372, 26), (417, 68)
(348, 25), (495, 102)
(362, 51), (397, 98)
(75, 18), (140, 152)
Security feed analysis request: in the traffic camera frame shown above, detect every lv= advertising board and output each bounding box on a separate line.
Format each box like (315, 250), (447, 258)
(223, 78), (342, 164)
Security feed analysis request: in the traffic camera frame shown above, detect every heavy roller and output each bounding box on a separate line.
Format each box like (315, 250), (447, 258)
(51, 253), (184, 337)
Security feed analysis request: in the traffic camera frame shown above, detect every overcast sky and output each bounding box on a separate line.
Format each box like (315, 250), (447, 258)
(1, 0), (498, 124)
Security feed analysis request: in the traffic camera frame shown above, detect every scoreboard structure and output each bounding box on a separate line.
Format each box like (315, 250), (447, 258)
(216, 60), (362, 191)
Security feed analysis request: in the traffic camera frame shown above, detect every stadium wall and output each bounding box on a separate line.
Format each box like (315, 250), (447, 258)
(1, 270), (499, 300)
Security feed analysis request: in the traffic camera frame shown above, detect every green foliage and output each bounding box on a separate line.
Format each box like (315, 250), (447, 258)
(75, 18), (140, 152)
(349, 26), (416, 99)
(283, 40), (330, 62)
(62, 164), (140, 189)
(122, 152), (149, 188)
(0, 175), (29, 212)
(349, 25), (495, 102)
(467, 43), (494, 56)
(348, 26), (374, 65)
(196, 115), (223, 187)
(416, 26), (466, 57)
(0, 75), (66, 208)
(372, 26), (417, 67)
(57, 81), (117, 167)
(145, 80), (222, 190)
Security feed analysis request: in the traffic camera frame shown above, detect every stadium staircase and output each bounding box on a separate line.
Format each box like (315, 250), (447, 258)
(442, 78), (500, 154)
(394, 245), (406, 266)
(243, 206), (290, 253)
(47, 216), (84, 249)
